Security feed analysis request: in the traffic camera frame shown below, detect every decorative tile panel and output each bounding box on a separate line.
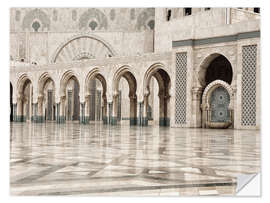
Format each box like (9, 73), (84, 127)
(241, 45), (257, 126)
(175, 52), (187, 124)
(210, 86), (230, 122)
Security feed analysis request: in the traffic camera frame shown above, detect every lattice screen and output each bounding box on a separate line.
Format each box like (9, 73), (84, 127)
(175, 52), (187, 124)
(241, 45), (257, 126)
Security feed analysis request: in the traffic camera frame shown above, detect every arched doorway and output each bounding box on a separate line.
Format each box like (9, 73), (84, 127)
(17, 75), (33, 122)
(199, 54), (233, 128)
(10, 83), (13, 122)
(60, 71), (80, 122)
(205, 55), (233, 86)
(85, 69), (107, 124)
(143, 64), (171, 126)
(38, 73), (56, 122)
(198, 54), (233, 88)
(112, 67), (137, 125)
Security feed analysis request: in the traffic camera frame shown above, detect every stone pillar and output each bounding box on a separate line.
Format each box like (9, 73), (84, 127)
(102, 98), (108, 124)
(191, 87), (203, 128)
(108, 102), (113, 125)
(16, 97), (23, 122)
(59, 96), (65, 123)
(142, 96), (148, 126)
(80, 102), (85, 124)
(24, 99), (28, 121)
(158, 93), (165, 126)
(32, 103), (38, 122)
(37, 96), (44, 123)
(164, 94), (171, 126)
(129, 95), (137, 125)
(111, 95), (118, 125)
(136, 101), (143, 126)
(29, 84), (33, 122)
(12, 103), (17, 122)
(56, 102), (60, 123)
(84, 95), (90, 124)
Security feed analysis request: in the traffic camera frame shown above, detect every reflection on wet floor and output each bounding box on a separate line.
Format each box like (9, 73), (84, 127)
(10, 122), (260, 196)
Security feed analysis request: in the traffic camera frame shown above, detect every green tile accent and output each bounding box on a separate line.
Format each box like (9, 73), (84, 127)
(142, 117), (148, 126)
(111, 117), (118, 125)
(130, 117), (137, 126)
(33, 116), (45, 123)
(15, 115), (25, 122)
(165, 117), (170, 126)
(103, 116), (108, 124)
(159, 117), (170, 126)
(85, 116), (90, 124)
(172, 31), (260, 47)
(59, 116), (65, 123)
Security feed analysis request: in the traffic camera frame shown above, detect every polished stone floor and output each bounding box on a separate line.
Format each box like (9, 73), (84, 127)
(10, 122), (260, 196)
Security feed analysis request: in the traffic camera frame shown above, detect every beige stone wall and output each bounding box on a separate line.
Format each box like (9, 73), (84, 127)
(10, 8), (155, 65)
(10, 8), (261, 129)
(231, 8), (260, 24)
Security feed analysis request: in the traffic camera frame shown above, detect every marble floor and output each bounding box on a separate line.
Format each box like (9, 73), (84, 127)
(10, 122), (260, 196)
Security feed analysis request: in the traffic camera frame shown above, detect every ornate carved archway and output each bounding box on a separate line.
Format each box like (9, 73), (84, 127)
(51, 34), (117, 63)
(201, 80), (234, 129)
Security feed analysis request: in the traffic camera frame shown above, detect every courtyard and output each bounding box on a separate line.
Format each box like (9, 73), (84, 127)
(10, 122), (260, 196)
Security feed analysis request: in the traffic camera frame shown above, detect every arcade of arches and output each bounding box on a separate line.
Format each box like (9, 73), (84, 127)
(10, 53), (241, 129)
(10, 65), (172, 127)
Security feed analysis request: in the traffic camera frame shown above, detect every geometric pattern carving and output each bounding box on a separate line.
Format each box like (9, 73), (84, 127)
(175, 52), (187, 124)
(15, 10), (21, 21)
(136, 8), (155, 31)
(53, 10), (58, 21)
(210, 86), (230, 122)
(22, 9), (50, 31)
(79, 9), (108, 31)
(110, 9), (116, 21)
(241, 45), (257, 126)
(53, 35), (114, 63)
(130, 8), (135, 20)
(72, 10), (77, 21)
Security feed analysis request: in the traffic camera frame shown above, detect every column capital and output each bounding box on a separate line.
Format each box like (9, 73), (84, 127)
(192, 86), (203, 101)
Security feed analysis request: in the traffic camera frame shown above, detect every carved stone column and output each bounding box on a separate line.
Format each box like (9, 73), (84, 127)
(12, 103), (17, 122)
(129, 95), (137, 126)
(56, 102), (60, 123)
(84, 95), (90, 124)
(32, 103), (38, 123)
(164, 94), (171, 127)
(16, 97), (23, 122)
(59, 96), (65, 123)
(111, 94), (118, 125)
(142, 96), (148, 126)
(191, 87), (203, 128)
(108, 102), (113, 125)
(80, 102), (85, 124)
(37, 96), (44, 123)
(102, 97), (108, 124)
